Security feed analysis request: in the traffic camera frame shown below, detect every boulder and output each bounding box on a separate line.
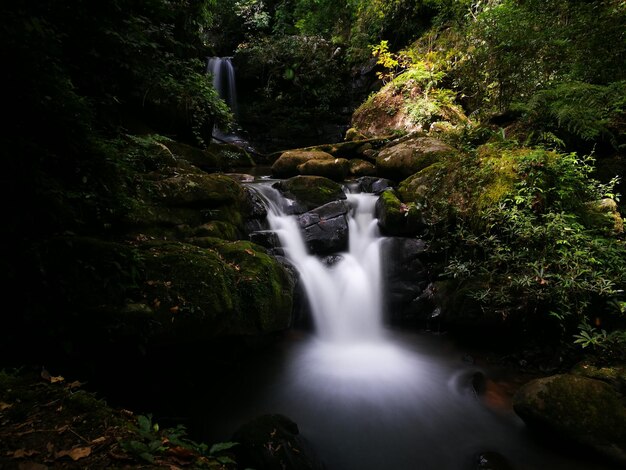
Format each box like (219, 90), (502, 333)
(271, 150), (334, 178)
(513, 374), (626, 466)
(381, 237), (431, 321)
(376, 136), (456, 181)
(376, 189), (426, 236)
(356, 176), (394, 194)
(164, 140), (254, 171)
(297, 157), (350, 181)
(298, 200), (350, 254)
(233, 414), (324, 470)
(149, 173), (245, 208)
(349, 159), (377, 177)
(274, 176), (346, 213)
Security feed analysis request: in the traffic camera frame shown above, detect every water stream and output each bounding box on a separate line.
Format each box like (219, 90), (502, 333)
(216, 182), (613, 470)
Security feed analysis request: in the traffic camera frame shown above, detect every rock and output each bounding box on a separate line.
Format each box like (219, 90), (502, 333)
(356, 176), (394, 194)
(475, 451), (512, 470)
(297, 158), (350, 181)
(382, 237), (430, 321)
(271, 150), (334, 178)
(571, 362), (626, 394)
(583, 198), (624, 235)
(375, 189), (426, 236)
(345, 127), (367, 141)
(164, 140), (254, 171)
(249, 230), (281, 249)
(232, 414), (324, 470)
(298, 201), (350, 254)
(149, 173), (246, 208)
(376, 136), (456, 181)
(348, 159), (377, 177)
(513, 374), (626, 466)
(274, 176), (346, 213)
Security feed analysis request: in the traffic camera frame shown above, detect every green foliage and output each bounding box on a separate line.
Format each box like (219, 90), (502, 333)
(517, 81), (626, 149)
(121, 414), (238, 466)
(441, 147), (626, 342)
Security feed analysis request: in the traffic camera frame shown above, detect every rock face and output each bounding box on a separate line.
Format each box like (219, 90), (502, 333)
(382, 237), (431, 321)
(376, 136), (456, 181)
(273, 175), (346, 213)
(298, 200), (350, 254)
(233, 414), (324, 470)
(356, 176), (394, 194)
(349, 158), (377, 177)
(513, 374), (626, 466)
(271, 150), (334, 178)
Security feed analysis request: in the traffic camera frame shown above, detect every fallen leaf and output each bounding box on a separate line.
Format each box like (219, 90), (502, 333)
(0, 401), (12, 411)
(10, 449), (39, 458)
(169, 306), (180, 314)
(244, 249), (255, 256)
(55, 446), (91, 461)
(67, 381), (84, 389)
(56, 425), (69, 433)
(50, 376), (65, 384)
(90, 436), (107, 445)
(167, 446), (195, 461)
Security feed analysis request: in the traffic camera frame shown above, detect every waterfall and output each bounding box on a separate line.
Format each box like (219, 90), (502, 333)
(254, 185), (383, 343)
(207, 57), (237, 116)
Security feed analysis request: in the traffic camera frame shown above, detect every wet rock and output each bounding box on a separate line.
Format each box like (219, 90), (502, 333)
(233, 414), (324, 470)
(249, 230), (281, 249)
(513, 374), (626, 466)
(356, 176), (394, 194)
(298, 201), (350, 255)
(322, 254), (344, 266)
(382, 237), (430, 321)
(376, 189), (426, 237)
(274, 176), (346, 213)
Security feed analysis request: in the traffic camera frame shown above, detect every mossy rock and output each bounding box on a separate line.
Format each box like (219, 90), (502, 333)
(513, 374), (626, 465)
(149, 173), (246, 208)
(349, 158), (377, 177)
(345, 127), (367, 141)
(274, 175), (346, 212)
(141, 240), (294, 339)
(375, 190), (425, 236)
(376, 136), (456, 181)
(271, 150), (334, 178)
(582, 198), (624, 235)
(571, 362), (626, 394)
(351, 70), (467, 138)
(297, 158), (350, 181)
(164, 140), (254, 171)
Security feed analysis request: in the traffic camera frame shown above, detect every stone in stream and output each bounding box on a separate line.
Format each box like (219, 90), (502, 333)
(297, 200), (350, 255)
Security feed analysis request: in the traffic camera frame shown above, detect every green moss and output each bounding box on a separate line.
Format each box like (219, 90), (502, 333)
(276, 175), (346, 210)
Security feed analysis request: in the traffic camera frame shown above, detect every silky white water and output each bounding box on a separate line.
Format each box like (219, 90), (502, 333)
(229, 182), (606, 470)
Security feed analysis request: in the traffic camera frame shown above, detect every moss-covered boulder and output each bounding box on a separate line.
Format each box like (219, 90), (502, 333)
(141, 240), (294, 339)
(274, 175), (346, 213)
(34, 236), (294, 347)
(149, 173), (245, 208)
(375, 190), (425, 236)
(513, 374), (626, 465)
(571, 362), (626, 394)
(164, 140), (254, 171)
(351, 69), (467, 138)
(583, 198), (624, 235)
(271, 150), (334, 178)
(376, 136), (456, 181)
(349, 158), (377, 177)
(297, 157), (350, 181)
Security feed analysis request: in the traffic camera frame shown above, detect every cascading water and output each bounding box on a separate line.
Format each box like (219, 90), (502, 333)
(219, 182), (606, 470)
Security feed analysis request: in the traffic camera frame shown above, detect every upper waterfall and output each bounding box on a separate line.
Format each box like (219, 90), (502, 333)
(207, 57), (238, 116)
